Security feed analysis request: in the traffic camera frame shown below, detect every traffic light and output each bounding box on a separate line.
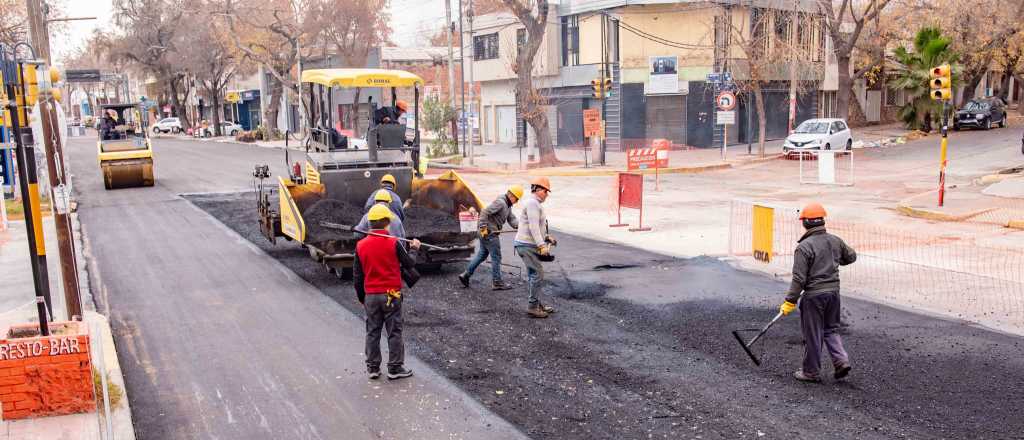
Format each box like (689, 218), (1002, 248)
(591, 79), (602, 99)
(930, 64), (952, 101)
(603, 78), (612, 98)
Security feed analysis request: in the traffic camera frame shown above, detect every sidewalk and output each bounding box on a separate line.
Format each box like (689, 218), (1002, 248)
(0, 216), (134, 439)
(434, 122), (910, 176)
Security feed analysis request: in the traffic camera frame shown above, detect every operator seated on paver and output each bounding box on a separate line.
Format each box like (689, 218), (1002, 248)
(779, 202), (857, 383)
(355, 190), (408, 242)
(457, 184), (523, 291)
(364, 174), (405, 221)
(355, 204), (421, 381)
(514, 177), (558, 318)
(373, 99), (408, 125)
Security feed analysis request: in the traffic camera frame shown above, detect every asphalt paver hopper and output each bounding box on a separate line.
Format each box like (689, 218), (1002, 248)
(96, 103), (154, 189)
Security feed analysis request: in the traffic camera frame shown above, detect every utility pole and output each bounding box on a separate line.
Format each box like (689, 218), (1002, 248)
(444, 0), (456, 110)
(458, 0), (469, 164)
(40, 96), (83, 320)
(599, 12), (607, 166)
(786, 1), (798, 134)
(467, 0), (476, 162)
(25, 0), (51, 64)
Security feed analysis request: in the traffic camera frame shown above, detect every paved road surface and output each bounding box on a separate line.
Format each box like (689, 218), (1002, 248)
(67, 135), (526, 439)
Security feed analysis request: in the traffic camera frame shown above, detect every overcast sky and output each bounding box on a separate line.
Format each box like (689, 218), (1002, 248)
(53, 0), (447, 64)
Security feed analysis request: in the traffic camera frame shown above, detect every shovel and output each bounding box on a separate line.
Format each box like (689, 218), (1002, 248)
(318, 221), (451, 251)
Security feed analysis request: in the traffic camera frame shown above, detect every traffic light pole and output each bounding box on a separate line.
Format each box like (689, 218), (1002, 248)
(3, 54), (53, 335)
(938, 101), (949, 207)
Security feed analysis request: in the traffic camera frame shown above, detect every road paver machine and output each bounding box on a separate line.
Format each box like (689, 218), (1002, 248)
(256, 68), (482, 278)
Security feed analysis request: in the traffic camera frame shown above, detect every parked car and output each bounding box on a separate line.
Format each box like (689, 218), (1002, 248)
(782, 118), (854, 156)
(953, 97), (1007, 131)
(152, 117), (182, 134)
(202, 121), (243, 137)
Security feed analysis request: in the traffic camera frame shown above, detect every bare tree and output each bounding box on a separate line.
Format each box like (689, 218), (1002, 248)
(500, 0), (556, 165)
(817, 0), (893, 121)
(181, 11), (251, 136)
(933, 0), (1024, 105)
(0, 0), (27, 47)
(109, 0), (192, 126)
(725, 6), (819, 157)
(222, 0), (323, 134)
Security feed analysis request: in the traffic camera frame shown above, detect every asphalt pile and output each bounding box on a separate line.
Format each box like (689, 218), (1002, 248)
(404, 206), (461, 237)
(302, 199), (364, 245)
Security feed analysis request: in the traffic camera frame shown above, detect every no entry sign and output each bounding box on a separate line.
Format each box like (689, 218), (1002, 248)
(716, 91), (737, 111)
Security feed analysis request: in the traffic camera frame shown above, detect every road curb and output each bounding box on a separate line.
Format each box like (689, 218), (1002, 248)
(895, 203), (996, 222)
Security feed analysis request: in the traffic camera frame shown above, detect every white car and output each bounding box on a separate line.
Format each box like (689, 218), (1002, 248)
(782, 118), (853, 155)
(202, 121), (243, 137)
(153, 117), (182, 134)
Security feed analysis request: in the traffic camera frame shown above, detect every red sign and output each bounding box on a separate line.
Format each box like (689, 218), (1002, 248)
(717, 91), (737, 110)
(583, 109), (601, 137)
(627, 140), (670, 170)
(618, 173), (643, 209)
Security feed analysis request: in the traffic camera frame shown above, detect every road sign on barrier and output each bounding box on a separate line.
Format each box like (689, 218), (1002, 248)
(752, 205), (774, 263)
(610, 173), (651, 232)
(627, 143), (669, 170)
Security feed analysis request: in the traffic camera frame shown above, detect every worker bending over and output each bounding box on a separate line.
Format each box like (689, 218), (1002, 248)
(354, 204), (421, 380)
(364, 174), (405, 221)
(356, 190), (406, 240)
(514, 177), (557, 318)
(458, 184), (522, 290)
(780, 202), (857, 382)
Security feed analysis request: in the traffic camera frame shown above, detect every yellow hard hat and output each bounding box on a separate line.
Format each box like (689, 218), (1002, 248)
(507, 184), (524, 200)
(51, 88), (62, 103)
(380, 174), (396, 186)
(367, 204), (393, 222)
(374, 189), (392, 203)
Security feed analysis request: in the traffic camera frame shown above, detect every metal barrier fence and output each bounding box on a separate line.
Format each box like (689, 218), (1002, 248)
(729, 199), (1024, 332)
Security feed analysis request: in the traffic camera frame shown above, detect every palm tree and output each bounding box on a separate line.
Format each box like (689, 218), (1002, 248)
(890, 27), (958, 132)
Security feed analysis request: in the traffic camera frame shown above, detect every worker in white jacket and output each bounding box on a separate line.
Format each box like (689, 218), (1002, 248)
(514, 176), (557, 318)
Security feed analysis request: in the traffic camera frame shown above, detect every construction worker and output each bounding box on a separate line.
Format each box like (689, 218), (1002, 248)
(354, 204), (421, 380)
(374, 99), (408, 125)
(779, 202), (857, 382)
(514, 177), (557, 318)
(364, 174), (405, 221)
(458, 184), (523, 290)
(356, 190), (406, 240)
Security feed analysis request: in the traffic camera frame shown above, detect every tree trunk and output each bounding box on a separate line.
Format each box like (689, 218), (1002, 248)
(836, 55), (853, 121)
(753, 83), (767, 157)
(266, 80), (282, 132)
(350, 88), (362, 137)
(212, 95), (222, 136)
(168, 78), (190, 128)
(1015, 74), (1024, 115)
(997, 73), (1011, 101)
(959, 74), (984, 107)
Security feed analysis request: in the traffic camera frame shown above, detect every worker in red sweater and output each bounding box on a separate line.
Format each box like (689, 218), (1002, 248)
(354, 204), (420, 380)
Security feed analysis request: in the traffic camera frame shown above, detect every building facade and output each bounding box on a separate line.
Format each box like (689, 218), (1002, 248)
(470, 0), (838, 150)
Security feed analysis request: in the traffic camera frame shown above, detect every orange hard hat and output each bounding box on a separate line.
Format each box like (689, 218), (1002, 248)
(530, 176), (551, 192)
(799, 202), (827, 219)
(396, 100), (409, 112)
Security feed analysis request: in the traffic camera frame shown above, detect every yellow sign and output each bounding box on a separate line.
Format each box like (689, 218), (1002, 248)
(752, 205), (774, 263)
(225, 91), (240, 103)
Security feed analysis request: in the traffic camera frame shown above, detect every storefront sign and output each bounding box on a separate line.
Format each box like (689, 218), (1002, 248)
(647, 56), (679, 95)
(0, 336), (82, 360)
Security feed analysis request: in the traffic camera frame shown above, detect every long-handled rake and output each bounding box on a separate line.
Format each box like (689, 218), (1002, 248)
(731, 311), (785, 367)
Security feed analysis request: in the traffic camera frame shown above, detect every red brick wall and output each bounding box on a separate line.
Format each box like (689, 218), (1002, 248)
(0, 322), (94, 420)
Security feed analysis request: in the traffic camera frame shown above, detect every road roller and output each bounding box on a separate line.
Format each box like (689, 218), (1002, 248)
(255, 68), (483, 279)
(96, 103), (154, 189)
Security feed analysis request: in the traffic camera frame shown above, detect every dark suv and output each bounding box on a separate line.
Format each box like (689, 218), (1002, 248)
(954, 97), (1007, 130)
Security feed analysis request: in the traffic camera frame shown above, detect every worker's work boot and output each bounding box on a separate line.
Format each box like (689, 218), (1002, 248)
(457, 273), (470, 288)
(387, 366), (414, 380)
(367, 367), (381, 380)
(538, 303), (555, 314)
(492, 280), (512, 291)
(834, 363), (852, 380)
(527, 305), (549, 318)
(793, 370), (821, 383)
